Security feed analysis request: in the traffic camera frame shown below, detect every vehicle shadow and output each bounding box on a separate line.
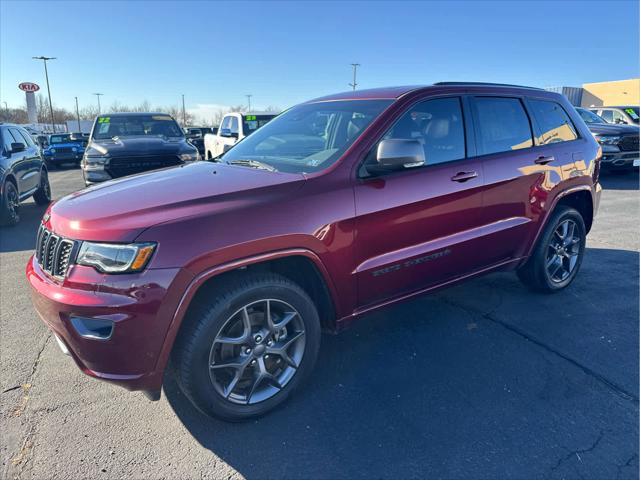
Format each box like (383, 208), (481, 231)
(164, 247), (639, 479)
(599, 170), (639, 191)
(0, 200), (46, 253)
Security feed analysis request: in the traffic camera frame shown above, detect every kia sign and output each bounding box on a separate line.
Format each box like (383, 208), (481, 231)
(20, 83), (40, 123)
(19, 82), (40, 92)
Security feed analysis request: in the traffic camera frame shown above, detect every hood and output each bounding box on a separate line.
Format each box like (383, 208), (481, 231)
(47, 142), (84, 149)
(47, 162), (305, 242)
(585, 123), (638, 136)
(89, 136), (195, 156)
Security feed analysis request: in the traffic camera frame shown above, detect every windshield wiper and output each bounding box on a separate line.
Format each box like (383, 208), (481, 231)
(226, 159), (277, 172)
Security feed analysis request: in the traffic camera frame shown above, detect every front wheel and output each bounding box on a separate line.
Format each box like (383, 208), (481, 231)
(518, 206), (586, 293)
(173, 273), (321, 421)
(33, 170), (52, 205)
(0, 181), (20, 226)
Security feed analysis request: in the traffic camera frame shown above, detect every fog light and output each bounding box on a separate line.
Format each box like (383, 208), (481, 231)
(70, 316), (114, 340)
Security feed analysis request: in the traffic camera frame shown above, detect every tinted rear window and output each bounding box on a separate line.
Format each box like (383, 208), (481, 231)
(528, 100), (577, 145)
(473, 97), (533, 155)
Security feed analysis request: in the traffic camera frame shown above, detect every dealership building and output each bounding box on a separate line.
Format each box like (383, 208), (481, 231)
(546, 78), (640, 107)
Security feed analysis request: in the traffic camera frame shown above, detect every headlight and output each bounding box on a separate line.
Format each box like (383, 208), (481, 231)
(76, 242), (156, 273)
(180, 152), (200, 161)
(83, 155), (108, 169)
(72, 147), (78, 152)
(50, 148), (56, 154)
(594, 135), (621, 145)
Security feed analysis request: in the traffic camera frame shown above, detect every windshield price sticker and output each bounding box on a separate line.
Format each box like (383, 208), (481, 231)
(245, 115), (256, 121)
(98, 117), (111, 123)
(247, 121), (258, 130)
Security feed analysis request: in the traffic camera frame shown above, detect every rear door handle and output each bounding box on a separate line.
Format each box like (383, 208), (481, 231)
(535, 155), (555, 165)
(451, 171), (478, 182)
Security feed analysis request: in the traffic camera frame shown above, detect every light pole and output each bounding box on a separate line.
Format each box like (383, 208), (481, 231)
(32, 56), (57, 132)
(93, 93), (103, 114)
(246, 94), (252, 112)
(182, 94), (186, 126)
(349, 63), (360, 91)
(75, 97), (81, 132)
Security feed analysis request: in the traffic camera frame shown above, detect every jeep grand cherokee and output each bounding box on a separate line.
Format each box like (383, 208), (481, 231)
(28, 83), (601, 421)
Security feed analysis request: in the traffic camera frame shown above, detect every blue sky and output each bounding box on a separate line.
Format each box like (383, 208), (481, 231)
(1, 0), (638, 122)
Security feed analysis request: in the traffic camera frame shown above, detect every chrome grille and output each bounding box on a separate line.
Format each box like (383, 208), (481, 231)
(35, 225), (77, 278)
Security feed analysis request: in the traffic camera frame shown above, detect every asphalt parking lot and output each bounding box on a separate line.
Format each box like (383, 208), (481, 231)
(1, 168), (638, 480)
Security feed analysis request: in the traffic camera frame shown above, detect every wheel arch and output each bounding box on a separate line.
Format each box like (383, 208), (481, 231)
(153, 249), (339, 382)
(524, 185), (594, 260)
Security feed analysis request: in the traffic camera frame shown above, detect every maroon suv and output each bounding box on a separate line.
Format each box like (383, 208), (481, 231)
(27, 83), (601, 421)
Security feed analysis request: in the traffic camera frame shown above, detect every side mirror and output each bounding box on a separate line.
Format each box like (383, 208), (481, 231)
(220, 128), (239, 139)
(615, 118), (626, 124)
(10, 142), (26, 153)
(368, 139), (425, 174)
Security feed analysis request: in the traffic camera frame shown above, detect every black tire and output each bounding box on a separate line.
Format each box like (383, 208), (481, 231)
(173, 273), (321, 421)
(517, 206), (586, 293)
(0, 180), (20, 227)
(33, 169), (52, 205)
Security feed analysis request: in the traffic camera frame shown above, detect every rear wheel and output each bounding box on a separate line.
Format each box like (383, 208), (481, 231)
(0, 181), (20, 226)
(518, 206), (586, 293)
(33, 170), (52, 205)
(173, 273), (321, 421)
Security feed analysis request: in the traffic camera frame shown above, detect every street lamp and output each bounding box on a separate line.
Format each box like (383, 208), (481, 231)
(93, 93), (103, 114)
(349, 63), (360, 91)
(32, 56), (57, 132)
(182, 94), (186, 126)
(246, 94), (252, 112)
(75, 97), (81, 132)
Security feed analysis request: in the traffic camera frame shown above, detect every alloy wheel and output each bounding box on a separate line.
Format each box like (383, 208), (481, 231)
(208, 299), (306, 405)
(42, 172), (51, 201)
(546, 219), (581, 283)
(6, 185), (19, 222)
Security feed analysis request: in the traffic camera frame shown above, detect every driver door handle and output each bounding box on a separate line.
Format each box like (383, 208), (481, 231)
(451, 171), (478, 182)
(535, 155), (555, 165)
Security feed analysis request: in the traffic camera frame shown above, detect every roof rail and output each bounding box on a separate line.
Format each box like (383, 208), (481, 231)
(433, 82), (543, 90)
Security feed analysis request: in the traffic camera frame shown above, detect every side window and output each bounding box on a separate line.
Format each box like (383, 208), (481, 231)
(220, 116), (231, 131)
(229, 116), (239, 134)
(1, 128), (16, 153)
(600, 110), (613, 122)
(528, 99), (577, 145)
(473, 97), (533, 155)
(15, 128), (35, 147)
(383, 97), (466, 166)
(611, 110), (626, 124)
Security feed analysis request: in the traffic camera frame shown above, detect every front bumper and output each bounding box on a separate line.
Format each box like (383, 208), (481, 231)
(47, 153), (83, 164)
(600, 150), (639, 168)
(26, 255), (190, 393)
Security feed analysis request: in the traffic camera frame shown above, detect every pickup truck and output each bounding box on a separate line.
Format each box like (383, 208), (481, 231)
(203, 112), (276, 159)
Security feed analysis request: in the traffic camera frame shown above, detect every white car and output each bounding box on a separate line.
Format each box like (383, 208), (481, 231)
(204, 112), (276, 159)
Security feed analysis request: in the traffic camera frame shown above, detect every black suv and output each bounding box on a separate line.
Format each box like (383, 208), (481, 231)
(0, 124), (51, 226)
(82, 113), (200, 186)
(185, 126), (216, 156)
(576, 108), (639, 170)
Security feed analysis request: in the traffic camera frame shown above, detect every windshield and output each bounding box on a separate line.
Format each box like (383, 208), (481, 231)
(242, 115), (276, 137)
(92, 114), (184, 140)
(222, 100), (392, 173)
(49, 134), (71, 144)
(623, 107), (639, 122)
(577, 108), (606, 124)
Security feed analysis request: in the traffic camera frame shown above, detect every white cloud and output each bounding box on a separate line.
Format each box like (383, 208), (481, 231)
(187, 103), (233, 123)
